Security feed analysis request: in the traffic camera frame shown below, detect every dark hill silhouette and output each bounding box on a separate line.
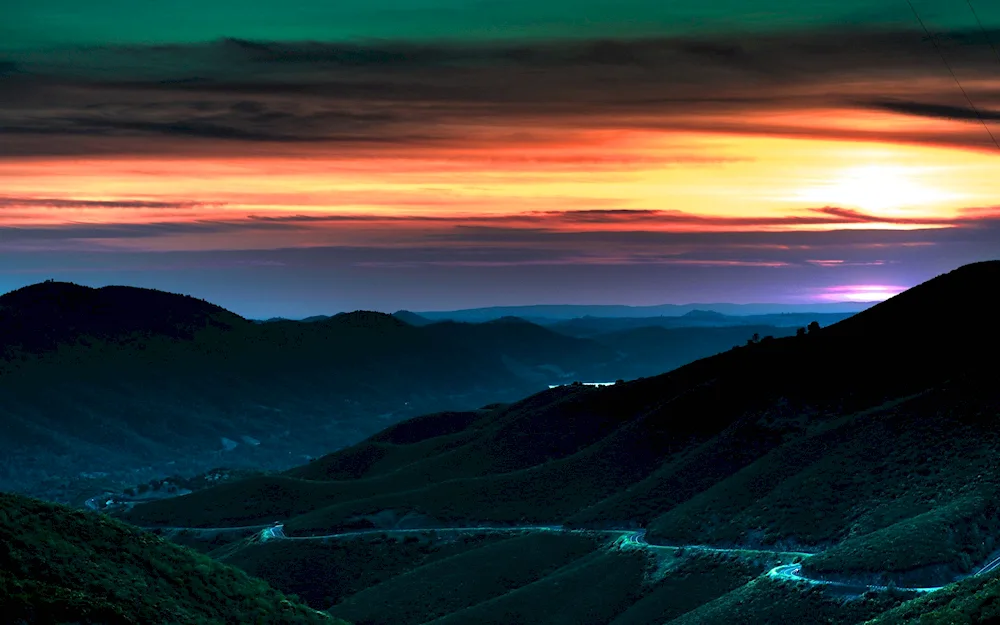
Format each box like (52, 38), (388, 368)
(421, 319), (614, 377)
(680, 309), (728, 319)
(823, 261), (998, 342)
(325, 310), (410, 330)
(301, 315), (332, 323)
(485, 316), (534, 324)
(392, 310), (433, 326)
(120, 262), (1000, 624)
(1, 281), (748, 504)
(417, 301), (872, 322)
(0, 282), (245, 358)
(546, 311), (855, 336)
(586, 324), (799, 377)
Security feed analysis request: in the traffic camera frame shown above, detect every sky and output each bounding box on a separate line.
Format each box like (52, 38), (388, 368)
(1, 0), (999, 318)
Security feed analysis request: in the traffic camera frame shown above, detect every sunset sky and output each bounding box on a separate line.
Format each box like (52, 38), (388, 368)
(1, 0), (999, 317)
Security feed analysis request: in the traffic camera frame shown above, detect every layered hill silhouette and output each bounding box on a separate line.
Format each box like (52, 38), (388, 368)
(2, 280), (834, 505)
(1, 281), (704, 504)
(545, 311), (855, 336)
(415, 301), (871, 322)
(117, 261), (1000, 623)
(0, 492), (341, 624)
(0, 281), (244, 357)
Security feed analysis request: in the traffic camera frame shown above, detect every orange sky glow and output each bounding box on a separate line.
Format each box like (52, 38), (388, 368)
(3, 30), (1000, 313)
(3, 117), (998, 249)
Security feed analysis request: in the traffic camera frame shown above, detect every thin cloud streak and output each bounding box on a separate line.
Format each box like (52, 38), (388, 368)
(4, 27), (1000, 156)
(0, 196), (221, 209)
(0, 205), (996, 266)
(1, 205), (996, 247)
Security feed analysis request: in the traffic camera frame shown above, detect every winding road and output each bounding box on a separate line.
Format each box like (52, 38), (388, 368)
(182, 522), (954, 594)
(131, 520), (998, 595)
(765, 564), (944, 594)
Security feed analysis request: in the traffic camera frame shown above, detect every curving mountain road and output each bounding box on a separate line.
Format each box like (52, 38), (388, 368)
(766, 564), (944, 594)
(135, 521), (995, 595)
(616, 529), (813, 559)
(259, 524), (566, 542)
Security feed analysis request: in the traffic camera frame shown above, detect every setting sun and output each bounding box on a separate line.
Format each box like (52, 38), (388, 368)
(793, 164), (965, 215)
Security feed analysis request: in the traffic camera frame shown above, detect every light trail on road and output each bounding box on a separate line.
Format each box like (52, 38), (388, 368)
(135, 521), (996, 595)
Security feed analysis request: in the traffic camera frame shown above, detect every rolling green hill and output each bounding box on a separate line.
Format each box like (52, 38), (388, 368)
(114, 261), (1000, 623)
(0, 492), (342, 624)
(2, 281), (702, 505)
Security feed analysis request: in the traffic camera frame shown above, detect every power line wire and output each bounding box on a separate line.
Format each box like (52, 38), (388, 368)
(964, 0), (1000, 68)
(904, 0), (1000, 151)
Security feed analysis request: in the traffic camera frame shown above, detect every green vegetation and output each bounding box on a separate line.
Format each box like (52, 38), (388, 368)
(803, 492), (1000, 586)
(643, 378), (1000, 576)
(867, 570), (1000, 624)
(80, 262), (1000, 623)
(223, 531), (509, 609)
(152, 526), (265, 555)
(426, 549), (649, 625)
(609, 552), (773, 625)
(668, 578), (902, 625)
(0, 281), (647, 504)
(0, 492), (342, 624)
(329, 533), (600, 624)
(129, 265), (1000, 570)
(125, 467), (268, 498)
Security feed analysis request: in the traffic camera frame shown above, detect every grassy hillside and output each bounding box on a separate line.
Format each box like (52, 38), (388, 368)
(0, 282), (678, 504)
(866, 569), (1000, 624)
(125, 263), (1000, 548)
(221, 531), (509, 608)
(115, 261), (1000, 623)
(424, 548), (650, 625)
(667, 578), (901, 625)
(608, 552), (771, 625)
(4, 281), (837, 506)
(328, 532), (599, 625)
(0, 492), (341, 624)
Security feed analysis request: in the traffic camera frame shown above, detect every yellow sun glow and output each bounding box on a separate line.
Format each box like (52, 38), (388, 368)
(792, 164), (965, 214)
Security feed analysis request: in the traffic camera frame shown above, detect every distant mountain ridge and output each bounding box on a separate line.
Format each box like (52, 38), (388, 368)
(3, 281), (778, 504)
(392, 310), (433, 326)
(118, 261), (1000, 624)
(545, 311), (855, 337)
(414, 301), (875, 322)
(251, 302), (871, 324)
(681, 309), (727, 319)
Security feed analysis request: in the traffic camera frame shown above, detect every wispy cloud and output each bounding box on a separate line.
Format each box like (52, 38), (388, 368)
(246, 205), (999, 230)
(862, 99), (1000, 122)
(3, 27), (1000, 156)
(1, 205), (996, 259)
(0, 196), (221, 209)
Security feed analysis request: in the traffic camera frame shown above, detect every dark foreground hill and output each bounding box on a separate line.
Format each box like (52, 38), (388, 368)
(0, 282), (245, 357)
(119, 261), (1000, 623)
(0, 492), (342, 624)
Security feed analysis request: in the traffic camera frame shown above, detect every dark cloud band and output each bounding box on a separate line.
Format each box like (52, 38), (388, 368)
(2, 26), (1000, 156)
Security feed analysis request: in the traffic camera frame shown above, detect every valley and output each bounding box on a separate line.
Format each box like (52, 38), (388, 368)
(2, 282), (810, 505)
(91, 261), (1000, 623)
(5, 261), (1000, 623)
